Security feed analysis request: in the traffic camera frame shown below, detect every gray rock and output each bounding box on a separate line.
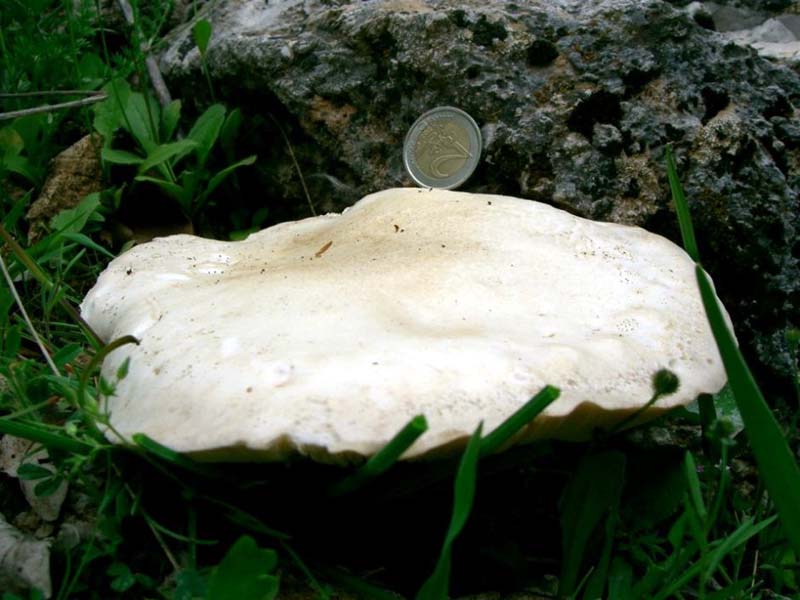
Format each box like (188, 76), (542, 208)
(737, 39), (800, 64)
(708, 5), (768, 32)
(0, 436), (68, 523)
(693, 2), (800, 64)
(0, 513), (51, 598)
(160, 0), (800, 383)
(696, 0), (795, 12)
(718, 13), (800, 76)
(725, 17), (797, 43)
(778, 14), (800, 37)
(89, 0), (200, 32)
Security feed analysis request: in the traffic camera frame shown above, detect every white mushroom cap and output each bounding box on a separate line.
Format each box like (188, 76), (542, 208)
(81, 188), (728, 462)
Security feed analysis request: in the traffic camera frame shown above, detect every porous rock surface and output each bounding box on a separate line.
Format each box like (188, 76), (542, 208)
(160, 0), (800, 380)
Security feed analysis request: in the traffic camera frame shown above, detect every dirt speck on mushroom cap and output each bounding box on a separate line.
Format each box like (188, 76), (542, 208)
(80, 188), (729, 463)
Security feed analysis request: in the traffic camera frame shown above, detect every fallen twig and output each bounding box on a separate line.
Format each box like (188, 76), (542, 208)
(0, 90), (103, 98)
(0, 94), (107, 121)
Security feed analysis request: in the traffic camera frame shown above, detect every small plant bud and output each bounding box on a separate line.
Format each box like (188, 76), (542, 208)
(653, 369), (680, 397)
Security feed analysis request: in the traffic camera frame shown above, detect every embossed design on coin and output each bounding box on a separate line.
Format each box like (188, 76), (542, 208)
(404, 107), (482, 189)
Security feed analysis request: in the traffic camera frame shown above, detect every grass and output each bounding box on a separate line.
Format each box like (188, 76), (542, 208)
(1, 2), (799, 599)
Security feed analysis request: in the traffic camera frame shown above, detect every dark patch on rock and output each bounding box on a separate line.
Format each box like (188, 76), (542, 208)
(470, 15), (508, 47)
(622, 65), (661, 97)
(700, 86), (730, 124)
(773, 116), (800, 149)
(693, 9), (716, 31)
(526, 39), (558, 67)
(567, 91), (623, 141)
(161, 0), (800, 386)
(449, 8), (469, 29)
(763, 88), (793, 120)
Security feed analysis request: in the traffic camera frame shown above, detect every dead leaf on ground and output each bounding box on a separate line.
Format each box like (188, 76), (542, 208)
(26, 133), (103, 243)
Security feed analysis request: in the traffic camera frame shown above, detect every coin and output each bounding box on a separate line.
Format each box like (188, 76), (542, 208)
(403, 106), (482, 190)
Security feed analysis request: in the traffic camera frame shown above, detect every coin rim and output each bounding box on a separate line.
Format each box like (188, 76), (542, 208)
(403, 106), (482, 190)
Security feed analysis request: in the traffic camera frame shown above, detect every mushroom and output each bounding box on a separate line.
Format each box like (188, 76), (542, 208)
(80, 188), (728, 463)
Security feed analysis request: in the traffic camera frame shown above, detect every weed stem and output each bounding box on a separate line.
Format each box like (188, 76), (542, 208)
(0, 251), (59, 375)
(270, 115), (317, 216)
(116, 0), (173, 107)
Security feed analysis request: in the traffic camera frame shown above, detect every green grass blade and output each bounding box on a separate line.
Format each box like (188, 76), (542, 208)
(697, 393), (717, 430)
(695, 265), (800, 555)
(215, 502), (290, 540)
(703, 515), (777, 583)
(101, 146), (143, 165)
(683, 451), (707, 523)
(162, 99), (182, 141)
(706, 579), (754, 600)
(582, 509), (619, 600)
(667, 150), (800, 555)
(416, 422), (483, 600)
(0, 223), (102, 347)
(186, 104), (226, 165)
(57, 232), (115, 259)
(652, 559), (704, 600)
(0, 419), (92, 454)
(665, 145), (700, 262)
(202, 154), (257, 200)
(329, 414), (428, 496)
(480, 385), (559, 457)
(135, 175), (186, 200)
(138, 139), (197, 173)
(132, 433), (222, 478)
(558, 451), (626, 598)
(0, 223), (54, 289)
(606, 557), (633, 600)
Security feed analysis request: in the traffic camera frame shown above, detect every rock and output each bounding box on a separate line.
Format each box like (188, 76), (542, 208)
(779, 14), (800, 37)
(707, 4), (768, 32)
(736, 38), (800, 64)
(26, 133), (103, 242)
(160, 0), (800, 383)
(0, 436), (69, 522)
(0, 513), (52, 598)
(731, 18), (797, 43)
(721, 17), (800, 64)
(688, 2), (800, 65)
(85, 0), (199, 35)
